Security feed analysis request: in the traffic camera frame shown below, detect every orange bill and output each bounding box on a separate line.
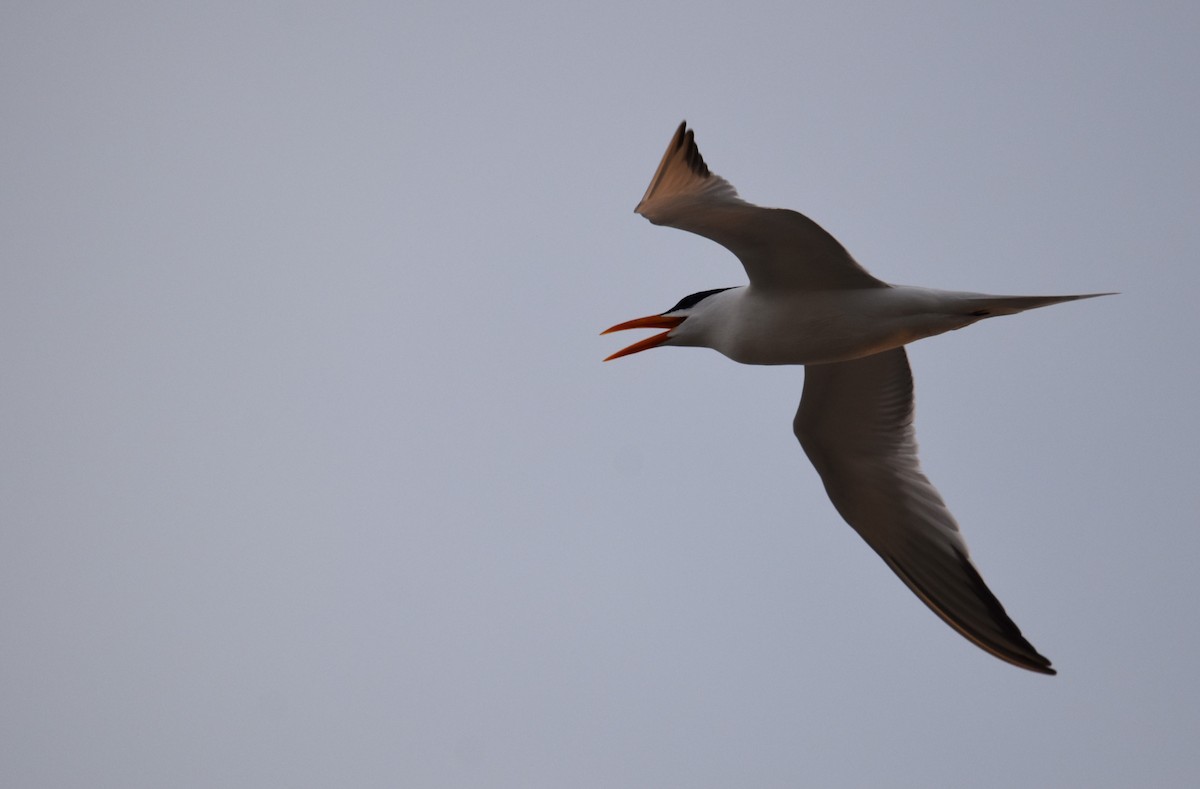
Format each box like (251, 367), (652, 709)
(601, 314), (684, 361)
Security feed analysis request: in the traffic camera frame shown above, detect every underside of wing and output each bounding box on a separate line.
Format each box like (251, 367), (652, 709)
(793, 348), (1055, 674)
(635, 122), (887, 292)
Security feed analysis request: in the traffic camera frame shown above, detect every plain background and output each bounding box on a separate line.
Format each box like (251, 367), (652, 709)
(3, 2), (1198, 787)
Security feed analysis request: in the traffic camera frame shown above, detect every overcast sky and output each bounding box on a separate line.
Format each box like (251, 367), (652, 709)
(3, 2), (1198, 787)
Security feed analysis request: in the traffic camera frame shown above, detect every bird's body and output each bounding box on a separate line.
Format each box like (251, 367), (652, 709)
(662, 284), (1092, 366)
(604, 122), (1111, 675)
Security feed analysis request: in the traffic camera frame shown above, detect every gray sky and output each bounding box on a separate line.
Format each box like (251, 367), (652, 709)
(3, 2), (1198, 787)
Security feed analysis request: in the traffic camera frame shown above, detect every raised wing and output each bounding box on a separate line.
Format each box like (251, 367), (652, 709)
(794, 348), (1055, 674)
(635, 122), (887, 292)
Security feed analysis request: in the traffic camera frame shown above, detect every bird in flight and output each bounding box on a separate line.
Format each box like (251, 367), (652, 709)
(604, 122), (1110, 674)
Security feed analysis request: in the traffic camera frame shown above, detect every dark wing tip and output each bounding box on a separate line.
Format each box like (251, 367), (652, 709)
(680, 125), (710, 178)
(636, 121), (716, 215)
(885, 548), (1056, 675)
(666, 121), (711, 179)
(948, 546), (1056, 674)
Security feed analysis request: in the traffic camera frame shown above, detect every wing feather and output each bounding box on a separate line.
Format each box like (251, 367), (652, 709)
(635, 122), (887, 292)
(794, 348), (1055, 674)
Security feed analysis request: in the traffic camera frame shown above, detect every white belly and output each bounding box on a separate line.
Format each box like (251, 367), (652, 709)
(703, 286), (987, 366)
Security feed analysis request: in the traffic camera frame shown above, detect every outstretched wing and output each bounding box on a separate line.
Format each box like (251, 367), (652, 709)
(794, 347), (1055, 674)
(635, 122), (887, 292)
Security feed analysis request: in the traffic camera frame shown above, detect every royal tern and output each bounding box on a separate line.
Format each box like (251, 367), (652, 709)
(604, 122), (1110, 675)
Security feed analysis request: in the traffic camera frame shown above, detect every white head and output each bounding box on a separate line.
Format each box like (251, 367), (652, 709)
(602, 287), (737, 361)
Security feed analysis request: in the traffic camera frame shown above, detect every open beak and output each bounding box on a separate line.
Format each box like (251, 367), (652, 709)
(601, 314), (685, 361)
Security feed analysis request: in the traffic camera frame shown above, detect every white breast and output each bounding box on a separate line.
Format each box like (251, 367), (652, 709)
(674, 286), (990, 366)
